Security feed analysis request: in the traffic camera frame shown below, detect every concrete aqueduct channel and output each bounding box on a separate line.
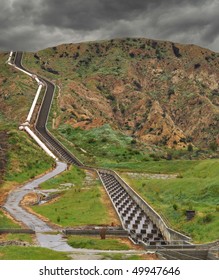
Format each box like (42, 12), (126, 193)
(6, 51), (191, 249)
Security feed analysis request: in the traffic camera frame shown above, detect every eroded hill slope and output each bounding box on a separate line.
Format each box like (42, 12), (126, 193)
(23, 38), (219, 149)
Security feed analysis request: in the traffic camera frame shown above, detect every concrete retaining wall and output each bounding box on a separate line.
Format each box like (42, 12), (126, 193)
(98, 168), (191, 243)
(63, 228), (128, 237)
(207, 251), (219, 260)
(158, 249), (208, 260)
(207, 242), (219, 260)
(0, 229), (35, 234)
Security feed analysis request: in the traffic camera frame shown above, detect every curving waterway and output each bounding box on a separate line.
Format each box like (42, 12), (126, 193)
(4, 161), (76, 251)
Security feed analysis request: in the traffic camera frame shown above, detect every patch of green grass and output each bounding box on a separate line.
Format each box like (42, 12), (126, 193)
(53, 124), (200, 172)
(67, 236), (130, 250)
(0, 210), (20, 229)
(39, 165), (85, 190)
(121, 159), (219, 243)
(32, 166), (113, 226)
(101, 160), (200, 173)
(4, 129), (54, 183)
(43, 117), (203, 172)
(57, 123), (149, 166)
(0, 246), (70, 260)
(3, 233), (34, 244)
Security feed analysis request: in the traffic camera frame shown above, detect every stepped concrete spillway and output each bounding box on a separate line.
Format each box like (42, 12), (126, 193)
(99, 172), (165, 245)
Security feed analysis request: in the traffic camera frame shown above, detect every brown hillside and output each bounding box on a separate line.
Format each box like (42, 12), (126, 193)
(23, 38), (219, 149)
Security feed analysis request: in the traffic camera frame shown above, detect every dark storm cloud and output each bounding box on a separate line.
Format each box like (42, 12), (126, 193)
(35, 0), (154, 30)
(0, 0), (218, 51)
(35, 0), (209, 30)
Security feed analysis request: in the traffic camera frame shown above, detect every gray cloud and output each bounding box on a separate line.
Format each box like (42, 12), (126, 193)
(0, 0), (218, 52)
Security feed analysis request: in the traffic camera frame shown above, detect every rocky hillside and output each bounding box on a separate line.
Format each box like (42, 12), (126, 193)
(23, 38), (219, 149)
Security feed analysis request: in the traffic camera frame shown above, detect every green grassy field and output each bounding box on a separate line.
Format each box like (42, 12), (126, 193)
(100, 159), (201, 173)
(67, 236), (131, 250)
(45, 121), (204, 172)
(0, 210), (21, 229)
(39, 165), (85, 190)
(0, 246), (70, 260)
(32, 166), (116, 227)
(1, 233), (35, 244)
(57, 123), (151, 165)
(121, 159), (219, 243)
(4, 129), (54, 183)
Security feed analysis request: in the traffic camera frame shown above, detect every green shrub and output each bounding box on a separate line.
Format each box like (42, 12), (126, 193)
(187, 144), (193, 152)
(173, 204), (178, 211)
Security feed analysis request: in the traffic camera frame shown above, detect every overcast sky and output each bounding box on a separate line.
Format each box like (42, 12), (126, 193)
(1, 0), (219, 52)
